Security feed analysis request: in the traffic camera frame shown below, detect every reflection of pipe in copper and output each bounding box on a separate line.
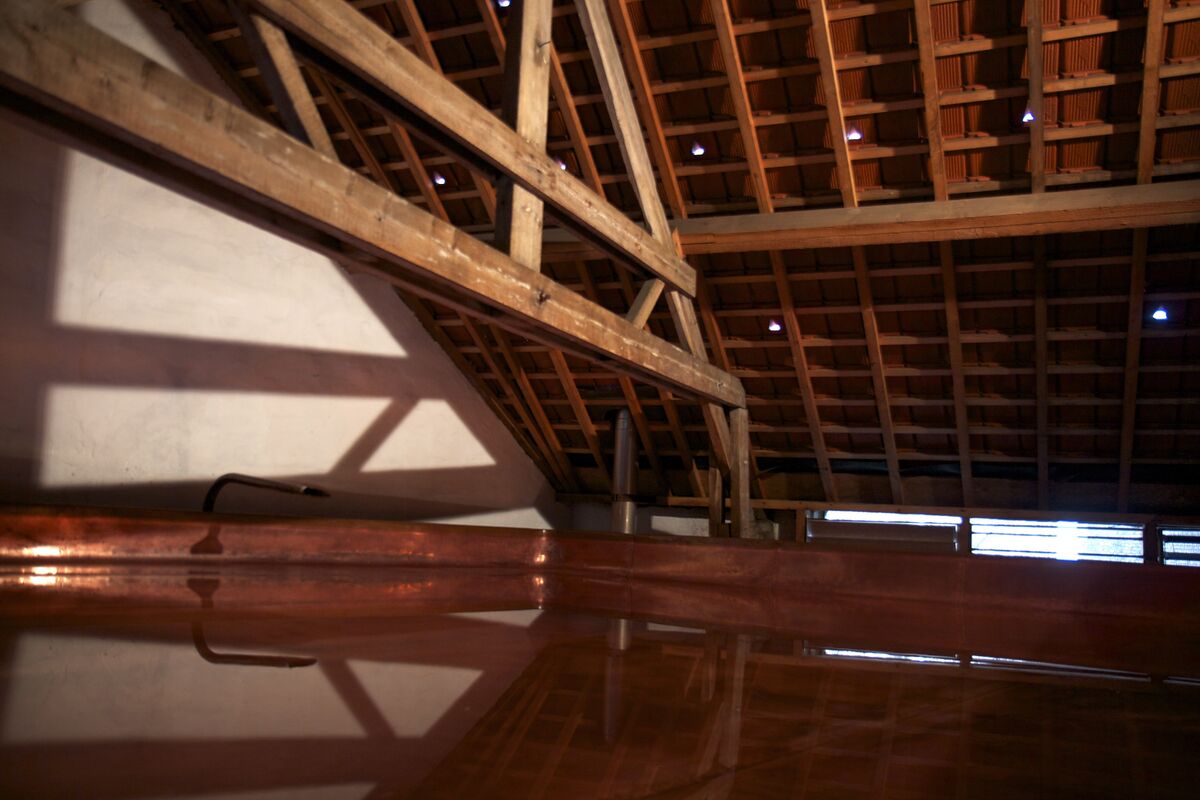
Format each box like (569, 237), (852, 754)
(186, 577), (316, 668)
(605, 410), (637, 741)
(192, 473), (330, 554)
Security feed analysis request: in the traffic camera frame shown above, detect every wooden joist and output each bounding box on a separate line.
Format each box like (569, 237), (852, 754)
(647, 182), (1200, 254)
(0, 0), (741, 408)
(249, 0), (696, 296)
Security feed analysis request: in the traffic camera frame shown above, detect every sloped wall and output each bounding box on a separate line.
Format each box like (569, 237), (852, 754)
(0, 0), (563, 527)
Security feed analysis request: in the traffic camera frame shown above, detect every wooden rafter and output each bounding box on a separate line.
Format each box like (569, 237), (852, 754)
(1033, 237), (1050, 509)
(575, 0), (737, 489)
(1137, 0), (1167, 185)
(1026, 0), (1046, 193)
(603, 0), (687, 219)
(228, 0), (335, 158)
(0, 0), (744, 407)
(771, 253), (837, 501)
(853, 248), (905, 504)
(912, 0), (948, 201)
(808, 0), (856, 207)
(709, 0), (771, 213)
(939, 242), (973, 506)
(1118, 229), (1149, 512)
(614, 182), (1200, 254)
(1118, 0), (1167, 510)
(251, 0), (696, 295)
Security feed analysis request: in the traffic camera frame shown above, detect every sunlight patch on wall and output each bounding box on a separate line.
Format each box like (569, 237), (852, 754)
(53, 149), (407, 358)
(39, 385), (391, 487)
(346, 661), (482, 738)
(361, 399), (494, 472)
(3, 633), (361, 742)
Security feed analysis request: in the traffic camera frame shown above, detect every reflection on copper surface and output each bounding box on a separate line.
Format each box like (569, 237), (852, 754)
(1, 547), (1199, 799)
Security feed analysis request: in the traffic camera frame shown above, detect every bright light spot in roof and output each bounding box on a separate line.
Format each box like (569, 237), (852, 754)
(497, 0), (511, 7)
(767, 319), (782, 332)
(824, 510), (962, 526)
(1022, 109), (1036, 124)
(555, 158), (568, 171)
(690, 141), (706, 157)
(1152, 306), (1168, 321)
(822, 648), (959, 665)
(432, 172), (447, 186)
(845, 127), (863, 141)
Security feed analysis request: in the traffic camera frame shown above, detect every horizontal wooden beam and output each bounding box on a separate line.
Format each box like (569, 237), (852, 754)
(542, 182), (1200, 254)
(250, 0), (695, 295)
(0, 0), (741, 407)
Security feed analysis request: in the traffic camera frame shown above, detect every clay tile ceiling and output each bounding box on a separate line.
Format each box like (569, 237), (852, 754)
(168, 0), (1200, 512)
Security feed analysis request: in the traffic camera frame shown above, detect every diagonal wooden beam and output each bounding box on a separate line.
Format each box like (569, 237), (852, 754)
(492, 327), (579, 492)
(709, 0), (771, 213)
(1119, 0), (1166, 509)
(603, 0), (687, 219)
(938, 242), (974, 506)
(228, 0), (336, 158)
(252, 0), (694, 294)
(913, 0), (948, 200)
(493, 0), (553, 271)
(770, 253), (837, 500)
(550, 349), (611, 488)
(1118, 229), (1148, 512)
(572, 262), (667, 492)
(1137, 0), (1167, 184)
(853, 248), (905, 504)
(808, 0), (857, 207)
(1026, 0), (1046, 193)
(1033, 237), (1050, 509)
(161, 0), (270, 121)
(0, 0), (744, 406)
(574, 0), (736, 480)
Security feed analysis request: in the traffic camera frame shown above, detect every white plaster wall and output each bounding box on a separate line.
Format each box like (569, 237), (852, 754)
(0, 0), (563, 528)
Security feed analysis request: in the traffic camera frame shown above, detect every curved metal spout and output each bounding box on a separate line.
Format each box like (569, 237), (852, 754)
(202, 473), (330, 513)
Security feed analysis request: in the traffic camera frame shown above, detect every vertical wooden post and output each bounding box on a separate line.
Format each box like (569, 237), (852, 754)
(1142, 518), (1162, 565)
(729, 408), (752, 538)
(494, 0), (553, 270)
(708, 466), (726, 538)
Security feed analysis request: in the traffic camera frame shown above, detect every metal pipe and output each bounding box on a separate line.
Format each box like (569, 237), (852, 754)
(202, 473), (329, 513)
(610, 409), (636, 535)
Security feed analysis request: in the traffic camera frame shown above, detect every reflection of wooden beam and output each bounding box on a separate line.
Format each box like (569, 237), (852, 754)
(0, 0), (742, 406)
(252, 0), (695, 295)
